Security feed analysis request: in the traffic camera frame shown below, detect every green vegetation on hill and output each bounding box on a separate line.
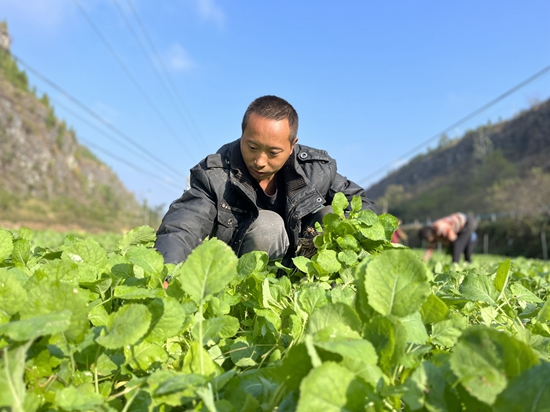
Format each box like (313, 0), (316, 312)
(0, 47), (28, 92)
(368, 99), (550, 224)
(0, 21), (164, 232)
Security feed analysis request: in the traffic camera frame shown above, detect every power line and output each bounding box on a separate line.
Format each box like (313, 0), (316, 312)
(35, 91), (183, 186)
(0, 92), (181, 194)
(77, 137), (182, 195)
(11, 53), (186, 181)
(357, 63), (550, 187)
(123, 0), (209, 152)
(72, 0), (199, 160)
(113, 0), (209, 154)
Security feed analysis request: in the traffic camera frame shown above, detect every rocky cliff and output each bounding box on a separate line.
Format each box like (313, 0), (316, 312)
(0, 23), (144, 231)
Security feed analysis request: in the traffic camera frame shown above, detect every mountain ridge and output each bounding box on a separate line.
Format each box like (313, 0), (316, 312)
(365, 97), (550, 223)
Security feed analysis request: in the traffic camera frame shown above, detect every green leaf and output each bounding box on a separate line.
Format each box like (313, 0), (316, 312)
(363, 316), (407, 375)
(54, 383), (104, 411)
(230, 340), (259, 367)
(272, 343), (313, 393)
(35, 259), (81, 284)
(449, 326), (540, 405)
(0, 269), (27, 317)
(96, 303), (151, 349)
(307, 302), (362, 336)
(61, 238), (109, 271)
(337, 249), (358, 266)
(192, 316), (239, 345)
(0, 229), (13, 262)
(126, 246), (164, 276)
(312, 249), (341, 274)
(222, 369), (273, 410)
(88, 304), (109, 327)
(0, 310), (71, 341)
(459, 274), (498, 306)
(420, 293), (450, 324)
(402, 361), (454, 412)
(125, 340), (168, 371)
(183, 341), (221, 377)
(237, 251), (268, 280)
(298, 285), (328, 316)
(536, 299), (550, 322)
(355, 209), (378, 226)
(11, 239), (31, 268)
(0, 341), (32, 411)
(19, 281), (89, 343)
(400, 311), (429, 344)
(358, 222), (387, 241)
(330, 285), (355, 307)
(493, 363), (550, 412)
(293, 255), (312, 275)
(430, 319), (463, 348)
(365, 249), (430, 317)
(145, 297), (187, 343)
(510, 284), (543, 303)
(494, 259), (511, 293)
(378, 213), (399, 240)
(113, 285), (165, 300)
(175, 238), (238, 303)
(314, 338), (378, 365)
(296, 361), (370, 412)
(154, 373), (207, 396)
(331, 192), (348, 218)
(350, 195), (362, 213)
(118, 225), (156, 254)
(95, 352), (122, 376)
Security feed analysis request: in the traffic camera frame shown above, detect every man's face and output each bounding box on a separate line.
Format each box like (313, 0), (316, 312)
(240, 113), (297, 190)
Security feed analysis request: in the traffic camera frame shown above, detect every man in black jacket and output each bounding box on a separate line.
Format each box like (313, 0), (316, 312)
(155, 95), (376, 267)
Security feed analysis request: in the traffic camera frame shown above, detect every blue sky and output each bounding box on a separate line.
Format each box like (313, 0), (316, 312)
(2, 1), (550, 212)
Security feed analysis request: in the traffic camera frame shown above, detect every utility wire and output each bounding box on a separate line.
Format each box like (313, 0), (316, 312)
(34, 91), (182, 186)
(12, 53), (186, 181)
(113, 0), (209, 153)
(357, 63), (550, 187)
(73, 0), (199, 160)
(77, 137), (182, 195)
(123, 0), (209, 152)
(0, 92), (181, 194)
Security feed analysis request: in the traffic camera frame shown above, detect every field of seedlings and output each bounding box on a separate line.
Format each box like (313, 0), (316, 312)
(1, 194), (549, 411)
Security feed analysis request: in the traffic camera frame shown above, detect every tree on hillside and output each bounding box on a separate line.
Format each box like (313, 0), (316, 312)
(473, 149), (518, 188)
(489, 167), (550, 215)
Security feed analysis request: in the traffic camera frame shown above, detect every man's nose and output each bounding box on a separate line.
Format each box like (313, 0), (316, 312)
(255, 152), (267, 167)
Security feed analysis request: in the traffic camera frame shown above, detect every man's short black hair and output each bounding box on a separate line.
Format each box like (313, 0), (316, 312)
(241, 95), (299, 143)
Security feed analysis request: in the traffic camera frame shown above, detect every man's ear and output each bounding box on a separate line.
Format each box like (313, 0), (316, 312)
(291, 137), (298, 153)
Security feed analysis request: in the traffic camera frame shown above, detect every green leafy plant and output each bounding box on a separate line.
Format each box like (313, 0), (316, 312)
(0, 195), (549, 411)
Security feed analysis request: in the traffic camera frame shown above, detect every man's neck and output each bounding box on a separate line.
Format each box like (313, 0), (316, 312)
(259, 174), (277, 195)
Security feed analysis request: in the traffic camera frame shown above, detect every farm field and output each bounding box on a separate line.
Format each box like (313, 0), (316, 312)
(1, 195), (549, 411)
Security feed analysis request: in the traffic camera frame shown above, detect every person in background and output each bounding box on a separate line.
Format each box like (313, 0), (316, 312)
(155, 95), (376, 272)
(391, 219), (407, 244)
(419, 212), (477, 263)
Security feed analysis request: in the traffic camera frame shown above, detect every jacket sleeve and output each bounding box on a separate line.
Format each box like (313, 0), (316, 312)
(329, 171), (377, 213)
(155, 165), (219, 264)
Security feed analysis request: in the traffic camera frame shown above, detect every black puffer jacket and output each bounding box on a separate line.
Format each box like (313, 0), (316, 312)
(155, 139), (376, 265)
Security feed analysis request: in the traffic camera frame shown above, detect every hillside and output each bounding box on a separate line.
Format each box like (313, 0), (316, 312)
(366, 97), (550, 223)
(0, 23), (147, 232)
